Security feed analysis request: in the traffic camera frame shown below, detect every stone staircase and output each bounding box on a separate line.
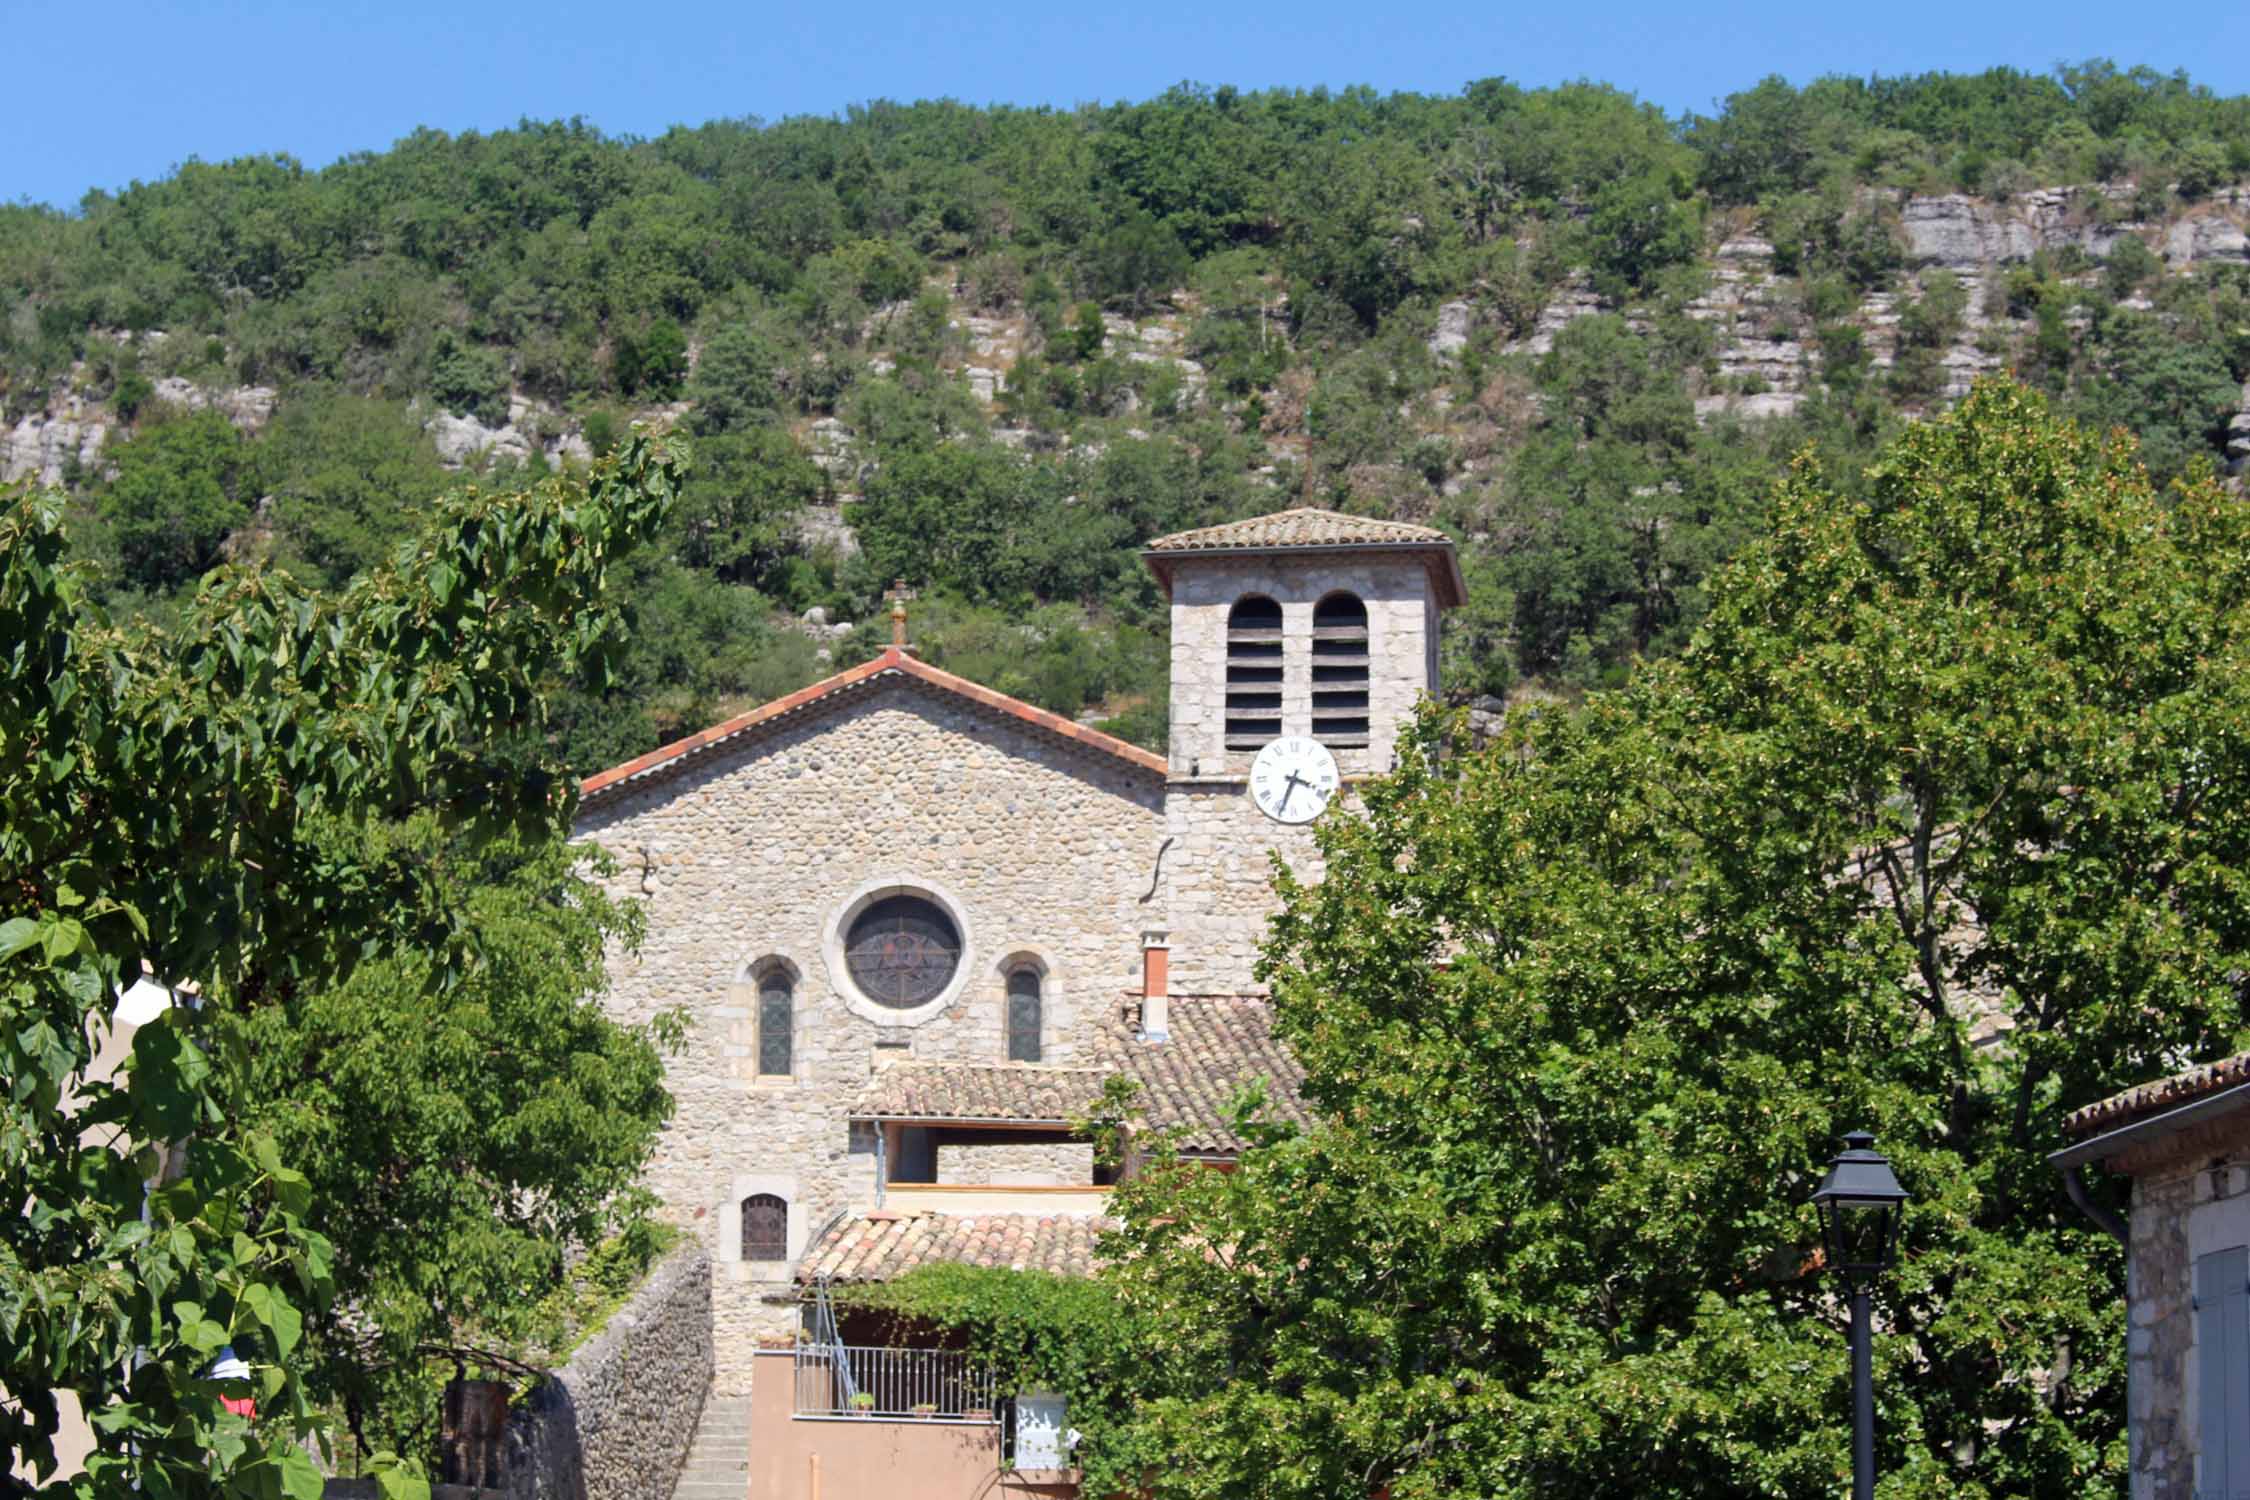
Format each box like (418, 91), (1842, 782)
(668, 1394), (752, 1500)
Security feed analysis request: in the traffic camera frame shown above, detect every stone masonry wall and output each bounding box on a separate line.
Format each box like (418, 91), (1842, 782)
(578, 677), (1166, 1390)
(2116, 1117), (2250, 1500)
(2127, 1155), (2195, 1500)
(933, 1137), (1094, 1184)
(1163, 785), (1328, 996)
(1160, 552), (1436, 993)
(508, 1244), (713, 1500)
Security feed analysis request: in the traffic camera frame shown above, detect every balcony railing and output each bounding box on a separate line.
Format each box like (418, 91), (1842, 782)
(792, 1342), (998, 1421)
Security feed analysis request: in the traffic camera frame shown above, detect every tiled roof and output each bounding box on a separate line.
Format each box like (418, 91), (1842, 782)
(578, 646), (1165, 806)
(850, 1062), (1111, 1124)
(2063, 1052), (2250, 1140)
(1144, 507), (1452, 553)
(796, 1210), (1116, 1284)
(1101, 994), (1313, 1155)
(842, 996), (1311, 1152)
(1141, 508), (1467, 607)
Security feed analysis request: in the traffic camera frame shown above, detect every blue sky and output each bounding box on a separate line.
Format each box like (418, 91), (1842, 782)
(12, 0), (2249, 210)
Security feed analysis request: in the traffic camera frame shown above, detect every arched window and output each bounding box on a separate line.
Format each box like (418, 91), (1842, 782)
(756, 968), (793, 1077)
(1006, 967), (1043, 1063)
(1225, 595), (1285, 750)
(1311, 591), (1371, 746)
(742, 1193), (788, 1261)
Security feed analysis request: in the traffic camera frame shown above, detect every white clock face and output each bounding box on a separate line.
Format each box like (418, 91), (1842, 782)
(1250, 736), (1340, 825)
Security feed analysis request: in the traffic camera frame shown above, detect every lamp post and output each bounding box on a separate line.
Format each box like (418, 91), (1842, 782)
(1811, 1131), (1909, 1500)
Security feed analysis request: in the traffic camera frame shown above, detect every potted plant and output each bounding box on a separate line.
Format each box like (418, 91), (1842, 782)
(848, 1392), (876, 1415)
(912, 1402), (939, 1419)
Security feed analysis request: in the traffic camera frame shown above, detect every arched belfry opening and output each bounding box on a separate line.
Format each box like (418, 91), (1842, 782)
(1311, 591), (1371, 746)
(1225, 595), (1285, 750)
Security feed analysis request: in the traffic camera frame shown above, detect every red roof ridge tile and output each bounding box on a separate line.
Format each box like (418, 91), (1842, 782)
(578, 646), (1166, 805)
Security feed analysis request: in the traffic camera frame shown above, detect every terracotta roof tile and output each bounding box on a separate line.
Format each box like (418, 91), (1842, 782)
(1143, 507), (1452, 553)
(1100, 994), (1312, 1155)
(578, 647), (1165, 807)
(796, 1211), (1116, 1284)
(850, 1062), (1111, 1124)
(841, 996), (1310, 1152)
(1141, 507), (1466, 607)
(2063, 1051), (2250, 1140)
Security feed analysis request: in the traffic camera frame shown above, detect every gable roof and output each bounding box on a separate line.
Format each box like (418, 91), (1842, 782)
(1142, 507), (1466, 607)
(797, 1209), (1115, 1284)
(1097, 994), (1313, 1155)
(578, 646), (1167, 808)
(850, 1062), (1111, 1125)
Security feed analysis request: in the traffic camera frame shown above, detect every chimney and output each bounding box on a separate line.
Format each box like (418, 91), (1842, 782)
(1140, 931), (1170, 1042)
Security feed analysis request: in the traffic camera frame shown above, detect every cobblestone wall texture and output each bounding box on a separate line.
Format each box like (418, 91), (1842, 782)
(579, 678), (1167, 1389)
(488, 1244), (709, 1499)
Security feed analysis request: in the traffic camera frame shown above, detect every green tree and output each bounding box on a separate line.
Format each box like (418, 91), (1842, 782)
(252, 389), (451, 587)
(0, 432), (683, 1496)
(239, 832), (674, 1459)
(96, 408), (256, 592)
(1094, 381), (2248, 1497)
(686, 321), (784, 436)
(1091, 212), (1190, 317)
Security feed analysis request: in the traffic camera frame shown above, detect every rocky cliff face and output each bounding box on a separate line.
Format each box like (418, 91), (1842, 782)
(1504, 187), (2250, 452)
(13, 188), (2250, 500)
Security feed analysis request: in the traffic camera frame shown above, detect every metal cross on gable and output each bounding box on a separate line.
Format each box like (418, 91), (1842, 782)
(885, 579), (911, 649)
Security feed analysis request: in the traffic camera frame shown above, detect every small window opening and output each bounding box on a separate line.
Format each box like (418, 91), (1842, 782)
(1311, 592), (1370, 746)
(1225, 595), (1285, 750)
(742, 1193), (788, 1261)
(757, 970), (793, 1077)
(1007, 968), (1043, 1063)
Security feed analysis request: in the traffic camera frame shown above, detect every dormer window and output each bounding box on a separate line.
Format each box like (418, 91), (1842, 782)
(1311, 591), (1371, 746)
(1225, 595), (1285, 750)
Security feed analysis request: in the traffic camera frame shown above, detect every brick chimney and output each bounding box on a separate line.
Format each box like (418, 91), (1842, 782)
(1140, 931), (1170, 1042)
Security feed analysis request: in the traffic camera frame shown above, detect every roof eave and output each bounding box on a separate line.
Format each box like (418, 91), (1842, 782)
(1141, 541), (1467, 609)
(2051, 1079), (2250, 1170)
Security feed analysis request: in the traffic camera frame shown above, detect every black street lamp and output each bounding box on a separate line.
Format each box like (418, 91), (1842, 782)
(1811, 1131), (1909, 1500)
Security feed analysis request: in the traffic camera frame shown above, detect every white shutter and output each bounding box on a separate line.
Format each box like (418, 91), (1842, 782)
(2196, 1246), (2250, 1500)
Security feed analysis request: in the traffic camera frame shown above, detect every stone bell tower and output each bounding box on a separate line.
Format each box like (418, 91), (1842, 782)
(1140, 507), (1464, 992)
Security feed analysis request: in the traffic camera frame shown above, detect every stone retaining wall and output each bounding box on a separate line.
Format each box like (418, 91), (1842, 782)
(512, 1243), (713, 1500)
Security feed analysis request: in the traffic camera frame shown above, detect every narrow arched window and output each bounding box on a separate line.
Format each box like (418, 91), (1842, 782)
(1225, 595), (1285, 750)
(742, 1193), (788, 1261)
(757, 970), (793, 1077)
(1311, 591), (1370, 746)
(1006, 968), (1043, 1063)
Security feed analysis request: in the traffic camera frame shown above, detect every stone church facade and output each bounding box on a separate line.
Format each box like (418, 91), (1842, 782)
(575, 508), (1463, 1391)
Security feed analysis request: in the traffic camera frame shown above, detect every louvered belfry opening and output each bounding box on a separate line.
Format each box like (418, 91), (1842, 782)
(1311, 591), (1371, 745)
(1224, 594), (1285, 751)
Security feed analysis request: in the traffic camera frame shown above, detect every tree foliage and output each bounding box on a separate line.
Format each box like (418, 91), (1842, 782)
(0, 432), (683, 1495)
(1077, 380), (2250, 1497)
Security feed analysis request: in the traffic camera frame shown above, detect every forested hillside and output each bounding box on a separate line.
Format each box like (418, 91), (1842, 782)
(6, 61), (2250, 771)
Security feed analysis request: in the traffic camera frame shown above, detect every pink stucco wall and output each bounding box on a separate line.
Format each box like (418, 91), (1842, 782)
(747, 1350), (1077, 1500)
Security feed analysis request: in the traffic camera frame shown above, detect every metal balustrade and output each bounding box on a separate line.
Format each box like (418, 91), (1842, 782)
(792, 1342), (999, 1421)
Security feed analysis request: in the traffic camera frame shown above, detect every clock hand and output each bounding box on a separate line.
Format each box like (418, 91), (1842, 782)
(1281, 769), (1306, 810)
